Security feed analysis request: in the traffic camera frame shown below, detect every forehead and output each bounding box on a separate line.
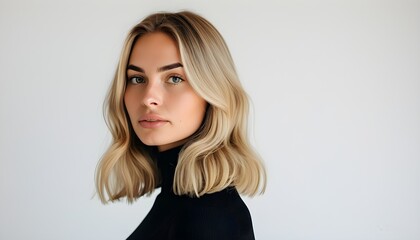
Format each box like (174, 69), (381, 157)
(128, 32), (181, 67)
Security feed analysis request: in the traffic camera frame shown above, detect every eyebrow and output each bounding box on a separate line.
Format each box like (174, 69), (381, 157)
(127, 62), (183, 73)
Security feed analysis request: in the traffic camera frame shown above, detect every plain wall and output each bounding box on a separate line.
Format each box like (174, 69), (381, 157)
(0, 0), (419, 239)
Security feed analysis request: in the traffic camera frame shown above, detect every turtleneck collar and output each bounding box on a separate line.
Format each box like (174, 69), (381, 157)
(155, 145), (184, 194)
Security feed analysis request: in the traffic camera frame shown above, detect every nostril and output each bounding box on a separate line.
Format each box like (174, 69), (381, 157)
(144, 97), (160, 107)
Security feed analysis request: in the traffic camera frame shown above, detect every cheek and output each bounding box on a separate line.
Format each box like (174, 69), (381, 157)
(186, 96), (207, 122)
(124, 88), (138, 116)
(170, 91), (206, 123)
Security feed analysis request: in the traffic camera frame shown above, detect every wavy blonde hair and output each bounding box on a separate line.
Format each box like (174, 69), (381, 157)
(95, 11), (266, 203)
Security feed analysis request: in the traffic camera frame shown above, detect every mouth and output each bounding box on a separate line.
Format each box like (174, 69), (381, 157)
(141, 119), (165, 122)
(139, 119), (169, 123)
(138, 120), (168, 129)
(138, 115), (169, 128)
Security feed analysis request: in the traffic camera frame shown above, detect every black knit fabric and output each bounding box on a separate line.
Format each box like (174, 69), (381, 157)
(126, 145), (255, 240)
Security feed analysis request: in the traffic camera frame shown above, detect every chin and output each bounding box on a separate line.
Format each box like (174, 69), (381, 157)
(139, 137), (168, 147)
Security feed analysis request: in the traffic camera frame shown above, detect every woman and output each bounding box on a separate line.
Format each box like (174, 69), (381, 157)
(95, 11), (266, 240)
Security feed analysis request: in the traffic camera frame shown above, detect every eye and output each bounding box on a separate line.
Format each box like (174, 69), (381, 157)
(128, 76), (146, 84)
(167, 75), (184, 85)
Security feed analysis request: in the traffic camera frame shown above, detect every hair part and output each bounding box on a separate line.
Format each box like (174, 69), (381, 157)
(95, 11), (266, 203)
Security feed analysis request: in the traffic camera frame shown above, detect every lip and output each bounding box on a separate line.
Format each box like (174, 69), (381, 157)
(139, 114), (167, 122)
(138, 114), (169, 129)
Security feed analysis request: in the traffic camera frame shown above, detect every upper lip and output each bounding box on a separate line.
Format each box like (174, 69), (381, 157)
(139, 114), (168, 122)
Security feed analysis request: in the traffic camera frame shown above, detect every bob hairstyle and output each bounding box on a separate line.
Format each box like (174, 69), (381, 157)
(96, 11), (266, 203)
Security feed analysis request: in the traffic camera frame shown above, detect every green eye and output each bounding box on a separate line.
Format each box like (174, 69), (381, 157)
(167, 76), (184, 85)
(129, 76), (146, 84)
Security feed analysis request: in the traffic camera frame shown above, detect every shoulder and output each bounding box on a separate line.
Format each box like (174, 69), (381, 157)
(174, 187), (255, 240)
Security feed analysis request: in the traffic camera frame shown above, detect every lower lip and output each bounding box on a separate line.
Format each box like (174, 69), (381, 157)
(139, 120), (169, 129)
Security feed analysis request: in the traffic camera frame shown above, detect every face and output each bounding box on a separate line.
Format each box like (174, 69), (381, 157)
(124, 32), (207, 152)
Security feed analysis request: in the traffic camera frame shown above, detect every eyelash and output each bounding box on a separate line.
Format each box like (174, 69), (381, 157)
(167, 75), (184, 85)
(127, 76), (146, 84)
(127, 75), (184, 85)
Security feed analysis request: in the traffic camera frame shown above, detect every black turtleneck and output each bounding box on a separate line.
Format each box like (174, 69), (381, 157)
(126, 146), (255, 240)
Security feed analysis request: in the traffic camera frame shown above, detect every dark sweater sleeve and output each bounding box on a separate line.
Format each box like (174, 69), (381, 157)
(173, 189), (255, 240)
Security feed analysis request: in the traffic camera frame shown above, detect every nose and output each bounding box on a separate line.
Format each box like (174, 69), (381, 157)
(142, 79), (163, 107)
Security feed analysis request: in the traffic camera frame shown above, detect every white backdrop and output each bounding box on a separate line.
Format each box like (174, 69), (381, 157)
(1, 0), (419, 239)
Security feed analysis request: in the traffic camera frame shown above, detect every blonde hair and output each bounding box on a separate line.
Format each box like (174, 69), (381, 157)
(95, 11), (266, 203)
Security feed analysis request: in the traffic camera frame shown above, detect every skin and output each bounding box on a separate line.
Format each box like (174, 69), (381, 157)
(124, 32), (207, 152)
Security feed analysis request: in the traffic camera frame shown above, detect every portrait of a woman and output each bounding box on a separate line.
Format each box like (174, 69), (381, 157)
(95, 11), (267, 239)
(1, 1), (418, 239)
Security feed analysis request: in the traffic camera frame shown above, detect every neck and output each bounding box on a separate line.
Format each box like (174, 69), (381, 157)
(156, 145), (183, 194)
